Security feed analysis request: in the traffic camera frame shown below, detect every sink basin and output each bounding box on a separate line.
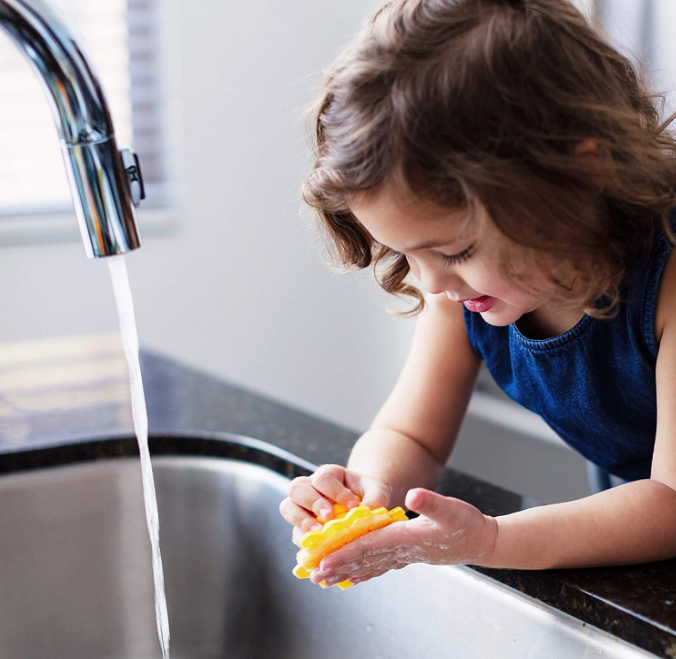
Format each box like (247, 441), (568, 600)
(0, 433), (654, 658)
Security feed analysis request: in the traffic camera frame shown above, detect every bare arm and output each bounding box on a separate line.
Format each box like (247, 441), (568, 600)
(483, 480), (676, 569)
(347, 293), (482, 508)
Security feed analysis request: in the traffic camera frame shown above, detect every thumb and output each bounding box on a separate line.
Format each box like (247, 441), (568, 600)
(405, 488), (456, 522)
(359, 484), (392, 511)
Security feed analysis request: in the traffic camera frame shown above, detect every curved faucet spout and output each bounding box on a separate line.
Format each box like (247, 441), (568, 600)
(0, 0), (144, 258)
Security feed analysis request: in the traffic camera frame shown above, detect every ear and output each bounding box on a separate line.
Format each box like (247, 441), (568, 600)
(572, 139), (607, 192)
(572, 139), (600, 157)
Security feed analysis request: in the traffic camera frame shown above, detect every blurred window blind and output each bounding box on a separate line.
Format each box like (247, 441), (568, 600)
(0, 0), (165, 215)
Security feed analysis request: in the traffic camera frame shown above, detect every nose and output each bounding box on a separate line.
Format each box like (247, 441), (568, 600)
(418, 263), (464, 296)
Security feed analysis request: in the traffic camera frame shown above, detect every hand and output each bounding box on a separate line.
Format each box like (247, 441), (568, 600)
(309, 487), (498, 586)
(279, 464), (393, 547)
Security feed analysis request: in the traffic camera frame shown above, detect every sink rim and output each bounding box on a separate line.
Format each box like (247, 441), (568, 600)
(0, 430), (318, 480)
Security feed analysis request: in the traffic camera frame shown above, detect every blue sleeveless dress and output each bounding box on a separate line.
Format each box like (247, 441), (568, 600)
(463, 211), (676, 481)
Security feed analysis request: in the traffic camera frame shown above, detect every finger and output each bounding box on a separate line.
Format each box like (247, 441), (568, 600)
(317, 553), (396, 584)
(405, 488), (479, 528)
(279, 498), (323, 533)
(318, 521), (408, 572)
(325, 561), (404, 587)
(337, 470), (392, 510)
(288, 476), (339, 521)
(292, 525), (305, 547)
(405, 488), (447, 519)
(351, 477), (392, 511)
(351, 568), (390, 585)
(310, 558), (369, 584)
(310, 465), (361, 518)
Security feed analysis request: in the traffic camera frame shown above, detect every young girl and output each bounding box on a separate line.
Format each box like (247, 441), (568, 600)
(278, 0), (676, 585)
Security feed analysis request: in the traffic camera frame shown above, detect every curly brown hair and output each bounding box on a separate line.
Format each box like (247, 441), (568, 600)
(300, 0), (676, 318)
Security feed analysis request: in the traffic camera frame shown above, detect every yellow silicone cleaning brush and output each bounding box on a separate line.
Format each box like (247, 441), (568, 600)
(292, 498), (408, 590)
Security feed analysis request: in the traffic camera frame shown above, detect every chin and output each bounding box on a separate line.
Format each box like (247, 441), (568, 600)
(478, 305), (523, 327)
(479, 312), (513, 327)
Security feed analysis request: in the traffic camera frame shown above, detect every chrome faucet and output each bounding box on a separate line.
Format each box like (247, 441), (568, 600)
(0, 0), (144, 258)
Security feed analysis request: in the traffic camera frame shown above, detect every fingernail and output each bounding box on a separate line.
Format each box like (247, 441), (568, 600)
(303, 519), (321, 532)
(319, 506), (333, 519)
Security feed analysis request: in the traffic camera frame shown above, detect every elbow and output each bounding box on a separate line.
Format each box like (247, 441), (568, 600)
(648, 477), (676, 506)
(369, 424), (448, 468)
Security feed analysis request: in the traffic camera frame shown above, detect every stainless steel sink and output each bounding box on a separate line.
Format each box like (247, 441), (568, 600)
(0, 435), (654, 658)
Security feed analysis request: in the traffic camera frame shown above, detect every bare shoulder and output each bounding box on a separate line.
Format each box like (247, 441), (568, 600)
(655, 247), (676, 344)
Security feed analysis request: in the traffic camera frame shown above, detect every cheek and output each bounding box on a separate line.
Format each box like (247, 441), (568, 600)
(463, 266), (535, 310)
(487, 274), (552, 313)
(484, 277), (520, 300)
(464, 261), (506, 294)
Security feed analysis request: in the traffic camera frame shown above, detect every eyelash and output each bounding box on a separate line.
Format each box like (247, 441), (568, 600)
(440, 245), (475, 266)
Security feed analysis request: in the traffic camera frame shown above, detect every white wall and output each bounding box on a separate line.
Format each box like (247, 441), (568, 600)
(0, 0), (604, 503)
(0, 0), (416, 434)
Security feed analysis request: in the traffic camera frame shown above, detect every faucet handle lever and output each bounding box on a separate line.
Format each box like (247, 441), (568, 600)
(120, 148), (146, 208)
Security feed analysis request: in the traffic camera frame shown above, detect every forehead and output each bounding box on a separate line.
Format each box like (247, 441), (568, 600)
(348, 181), (477, 250)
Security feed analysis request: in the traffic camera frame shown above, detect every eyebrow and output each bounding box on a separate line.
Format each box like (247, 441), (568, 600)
(405, 238), (459, 251)
(392, 233), (472, 253)
(376, 236), (466, 253)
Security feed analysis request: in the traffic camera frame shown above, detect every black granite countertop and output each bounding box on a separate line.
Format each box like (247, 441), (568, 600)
(1, 334), (675, 658)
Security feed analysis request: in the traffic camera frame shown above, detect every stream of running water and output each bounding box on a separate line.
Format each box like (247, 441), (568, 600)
(107, 254), (171, 659)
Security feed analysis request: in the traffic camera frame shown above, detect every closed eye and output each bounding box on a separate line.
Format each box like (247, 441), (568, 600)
(440, 245), (475, 266)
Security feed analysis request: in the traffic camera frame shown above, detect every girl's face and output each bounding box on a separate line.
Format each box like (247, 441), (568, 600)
(349, 183), (568, 327)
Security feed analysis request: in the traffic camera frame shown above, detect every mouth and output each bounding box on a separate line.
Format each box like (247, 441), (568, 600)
(447, 293), (496, 313)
